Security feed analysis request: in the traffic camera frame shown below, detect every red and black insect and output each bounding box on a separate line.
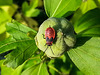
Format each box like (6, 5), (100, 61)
(43, 26), (55, 54)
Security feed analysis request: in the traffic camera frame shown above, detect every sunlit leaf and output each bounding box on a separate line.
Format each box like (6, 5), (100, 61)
(22, 0), (40, 17)
(11, 61), (27, 75)
(74, 8), (100, 37)
(0, 8), (11, 40)
(44, 0), (82, 18)
(21, 62), (49, 75)
(68, 37), (100, 75)
(71, 0), (97, 24)
(0, 36), (16, 54)
(0, 8), (11, 34)
(11, 55), (41, 75)
(22, 55), (41, 70)
(0, 21), (38, 68)
(1, 4), (18, 17)
(1, 64), (14, 75)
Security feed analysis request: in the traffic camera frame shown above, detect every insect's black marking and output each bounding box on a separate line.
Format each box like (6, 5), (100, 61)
(46, 37), (53, 42)
(49, 37), (53, 42)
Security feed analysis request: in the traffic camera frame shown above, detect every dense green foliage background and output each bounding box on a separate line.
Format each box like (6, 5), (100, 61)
(0, 0), (100, 75)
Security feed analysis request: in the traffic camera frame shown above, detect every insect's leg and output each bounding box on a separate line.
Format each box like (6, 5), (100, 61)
(50, 46), (54, 55)
(42, 34), (45, 39)
(44, 46), (48, 53)
(44, 43), (47, 46)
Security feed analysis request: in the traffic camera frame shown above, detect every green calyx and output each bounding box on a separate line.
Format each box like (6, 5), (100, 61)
(35, 17), (76, 58)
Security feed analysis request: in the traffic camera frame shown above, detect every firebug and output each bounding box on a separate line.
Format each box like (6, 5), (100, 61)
(43, 27), (55, 54)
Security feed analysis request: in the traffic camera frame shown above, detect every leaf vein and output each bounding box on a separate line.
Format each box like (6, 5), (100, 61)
(72, 49), (92, 73)
(0, 38), (32, 49)
(51, 0), (62, 17)
(14, 42), (34, 62)
(54, 0), (72, 17)
(78, 46), (100, 61)
(37, 63), (43, 75)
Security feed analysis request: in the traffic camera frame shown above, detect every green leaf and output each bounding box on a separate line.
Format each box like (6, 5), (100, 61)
(68, 37), (100, 75)
(21, 62), (49, 75)
(44, 0), (82, 18)
(74, 8), (100, 37)
(22, 56), (41, 70)
(27, 31), (37, 40)
(1, 4), (18, 17)
(22, 0), (40, 17)
(71, 0), (97, 24)
(0, 0), (13, 6)
(0, 21), (38, 68)
(0, 36), (16, 54)
(11, 55), (41, 75)
(0, 8), (11, 41)
(48, 54), (72, 75)
(0, 32), (10, 41)
(0, 8), (11, 34)
(1, 64), (14, 75)
(70, 65), (84, 75)
(11, 61), (27, 75)
(94, 0), (100, 8)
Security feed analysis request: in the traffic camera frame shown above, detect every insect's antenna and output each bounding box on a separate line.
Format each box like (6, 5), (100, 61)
(50, 46), (54, 55)
(49, 25), (51, 27)
(44, 46), (48, 53)
(42, 34), (45, 39)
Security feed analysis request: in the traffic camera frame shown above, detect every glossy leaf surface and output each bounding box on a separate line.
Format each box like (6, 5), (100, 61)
(71, 0), (97, 24)
(68, 37), (100, 75)
(44, 0), (82, 17)
(21, 62), (49, 75)
(74, 8), (100, 37)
